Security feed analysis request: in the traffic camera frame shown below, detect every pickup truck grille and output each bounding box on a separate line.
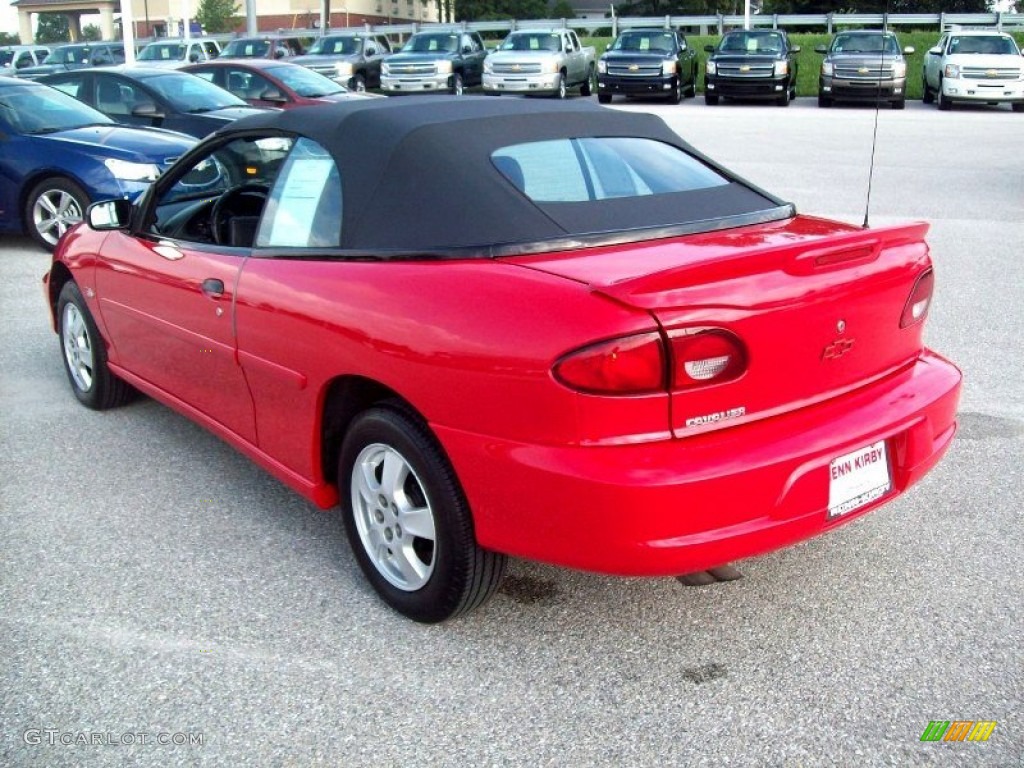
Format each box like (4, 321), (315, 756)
(390, 62), (435, 76)
(608, 63), (663, 77)
(306, 64), (336, 76)
(834, 64), (894, 80)
(716, 62), (774, 78)
(962, 66), (1021, 80)
(491, 62), (542, 75)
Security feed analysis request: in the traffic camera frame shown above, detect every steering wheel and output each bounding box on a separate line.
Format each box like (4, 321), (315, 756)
(210, 183), (270, 245)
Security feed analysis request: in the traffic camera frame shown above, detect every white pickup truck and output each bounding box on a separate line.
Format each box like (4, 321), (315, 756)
(483, 29), (596, 99)
(923, 28), (1024, 111)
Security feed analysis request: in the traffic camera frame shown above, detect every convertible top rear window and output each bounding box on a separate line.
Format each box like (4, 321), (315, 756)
(492, 138), (728, 203)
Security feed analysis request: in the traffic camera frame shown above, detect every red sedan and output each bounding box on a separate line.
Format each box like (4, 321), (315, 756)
(183, 59), (378, 109)
(44, 98), (961, 622)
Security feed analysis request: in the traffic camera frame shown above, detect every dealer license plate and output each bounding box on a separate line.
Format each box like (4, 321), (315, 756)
(827, 440), (891, 520)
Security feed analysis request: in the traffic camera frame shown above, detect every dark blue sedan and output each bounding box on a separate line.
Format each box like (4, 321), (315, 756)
(40, 67), (268, 139)
(0, 76), (195, 249)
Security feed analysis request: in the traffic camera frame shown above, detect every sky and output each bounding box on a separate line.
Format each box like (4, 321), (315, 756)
(3, 2), (18, 36)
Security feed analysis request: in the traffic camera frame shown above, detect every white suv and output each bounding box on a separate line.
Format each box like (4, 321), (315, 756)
(923, 29), (1024, 111)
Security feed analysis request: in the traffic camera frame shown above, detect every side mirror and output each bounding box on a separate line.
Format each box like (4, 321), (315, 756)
(274, 48), (286, 59)
(904, 46), (915, 55)
(87, 199), (132, 231)
(366, 47), (377, 56)
(814, 44), (828, 54)
(704, 44), (715, 53)
(791, 46), (801, 53)
(462, 45), (472, 55)
(131, 102), (164, 118)
(928, 46), (942, 55)
(189, 51), (200, 62)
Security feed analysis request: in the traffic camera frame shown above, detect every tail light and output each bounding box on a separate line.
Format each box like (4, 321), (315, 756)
(554, 327), (748, 395)
(669, 328), (747, 390)
(553, 332), (665, 395)
(900, 269), (934, 328)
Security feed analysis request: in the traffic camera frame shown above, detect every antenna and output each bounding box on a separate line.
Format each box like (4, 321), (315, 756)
(862, 6), (891, 229)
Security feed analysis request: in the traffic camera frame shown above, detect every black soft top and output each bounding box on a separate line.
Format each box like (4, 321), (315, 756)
(224, 95), (791, 254)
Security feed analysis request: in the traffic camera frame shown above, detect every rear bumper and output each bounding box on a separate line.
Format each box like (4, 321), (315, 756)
(437, 351), (961, 576)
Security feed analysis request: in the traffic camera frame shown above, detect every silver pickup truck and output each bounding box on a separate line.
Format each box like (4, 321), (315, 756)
(483, 29), (596, 98)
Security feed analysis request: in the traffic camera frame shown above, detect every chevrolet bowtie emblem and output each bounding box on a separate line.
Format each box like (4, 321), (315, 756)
(628, 64), (639, 71)
(822, 338), (856, 361)
(512, 64), (521, 71)
(858, 67), (870, 74)
(739, 65), (751, 72)
(986, 69), (998, 77)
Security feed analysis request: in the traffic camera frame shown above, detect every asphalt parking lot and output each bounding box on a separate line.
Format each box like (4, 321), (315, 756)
(1, 98), (1022, 767)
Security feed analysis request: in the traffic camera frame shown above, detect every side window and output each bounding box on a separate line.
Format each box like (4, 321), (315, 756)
(204, 42), (219, 58)
(96, 77), (143, 116)
(191, 69), (217, 84)
(256, 138), (341, 248)
(150, 135), (295, 246)
(45, 76), (82, 98)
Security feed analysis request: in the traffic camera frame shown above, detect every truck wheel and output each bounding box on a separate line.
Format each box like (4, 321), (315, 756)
(892, 98), (905, 110)
(350, 74), (367, 92)
(704, 92), (719, 106)
(686, 69), (697, 97)
(597, 93), (612, 104)
(450, 72), (464, 96)
(777, 87), (791, 107)
(922, 78), (934, 104)
(580, 65), (595, 97)
(667, 78), (682, 104)
(937, 78), (951, 110)
(554, 72), (567, 99)
(1013, 103), (1024, 112)
(818, 93), (832, 107)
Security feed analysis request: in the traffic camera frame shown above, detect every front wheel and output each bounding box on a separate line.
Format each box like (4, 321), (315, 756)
(892, 98), (905, 110)
(57, 281), (133, 410)
(450, 72), (464, 96)
(350, 74), (367, 92)
(685, 69), (697, 97)
(339, 406), (507, 623)
(704, 92), (719, 105)
(554, 72), (567, 100)
(818, 93), (832, 108)
(667, 78), (682, 104)
(922, 78), (934, 104)
(25, 176), (89, 251)
(1012, 102), (1024, 113)
(597, 92), (612, 104)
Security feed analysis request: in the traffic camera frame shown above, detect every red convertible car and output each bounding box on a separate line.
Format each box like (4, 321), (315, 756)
(44, 98), (961, 622)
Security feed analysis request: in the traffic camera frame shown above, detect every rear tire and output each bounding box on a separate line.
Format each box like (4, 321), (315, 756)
(25, 176), (89, 251)
(339, 406), (507, 623)
(922, 78), (934, 104)
(580, 65), (595, 97)
(57, 281), (133, 410)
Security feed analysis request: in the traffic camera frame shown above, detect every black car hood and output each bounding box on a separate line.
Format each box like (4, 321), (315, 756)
(388, 52), (456, 63)
(709, 53), (785, 63)
(602, 51), (674, 63)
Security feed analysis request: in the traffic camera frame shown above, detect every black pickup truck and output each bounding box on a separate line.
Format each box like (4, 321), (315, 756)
(381, 30), (487, 95)
(704, 29), (800, 106)
(597, 28), (699, 104)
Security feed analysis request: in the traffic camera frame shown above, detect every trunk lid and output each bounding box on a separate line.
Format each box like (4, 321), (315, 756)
(508, 215), (932, 437)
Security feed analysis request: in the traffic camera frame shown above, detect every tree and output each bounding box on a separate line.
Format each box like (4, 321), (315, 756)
(36, 14), (71, 44)
(195, 0), (240, 35)
(550, 0), (577, 17)
(82, 24), (102, 41)
(0, 31), (20, 45)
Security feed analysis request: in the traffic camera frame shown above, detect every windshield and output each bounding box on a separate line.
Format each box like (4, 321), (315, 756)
(500, 33), (561, 52)
(43, 45), (90, 65)
(138, 42), (187, 61)
(142, 72), (247, 111)
(611, 32), (675, 53)
(306, 36), (361, 55)
(265, 65), (345, 97)
(403, 34), (458, 54)
(949, 35), (1020, 55)
(0, 83), (112, 134)
(718, 31), (785, 54)
(831, 33), (899, 55)
(221, 39), (270, 58)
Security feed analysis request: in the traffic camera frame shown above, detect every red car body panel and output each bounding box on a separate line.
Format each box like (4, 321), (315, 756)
(50, 204), (961, 576)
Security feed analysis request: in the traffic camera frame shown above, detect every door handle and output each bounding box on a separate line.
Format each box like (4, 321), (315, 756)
(201, 278), (225, 298)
